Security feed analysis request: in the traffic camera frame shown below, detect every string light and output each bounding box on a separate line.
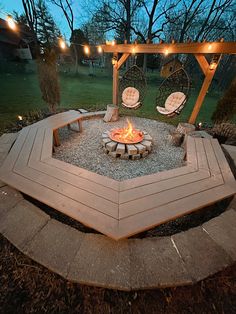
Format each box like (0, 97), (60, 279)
(209, 61), (217, 70)
(18, 115), (23, 121)
(132, 47), (136, 54)
(164, 48), (169, 56)
(111, 40), (116, 46)
(7, 15), (16, 30)
(97, 46), (103, 54)
(111, 56), (117, 65)
(208, 43), (212, 50)
(59, 38), (66, 50)
(84, 45), (90, 55)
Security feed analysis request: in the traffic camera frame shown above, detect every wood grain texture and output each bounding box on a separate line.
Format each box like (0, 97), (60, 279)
(0, 111), (235, 240)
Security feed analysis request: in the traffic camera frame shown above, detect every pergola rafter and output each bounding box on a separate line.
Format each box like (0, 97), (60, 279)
(101, 41), (236, 124)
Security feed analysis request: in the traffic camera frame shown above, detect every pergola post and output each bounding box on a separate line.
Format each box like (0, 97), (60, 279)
(189, 54), (221, 124)
(112, 53), (119, 105)
(112, 53), (130, 106)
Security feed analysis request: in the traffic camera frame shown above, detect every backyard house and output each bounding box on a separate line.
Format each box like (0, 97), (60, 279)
(160, 57), (183, 77)
(0, 18), (33, 61)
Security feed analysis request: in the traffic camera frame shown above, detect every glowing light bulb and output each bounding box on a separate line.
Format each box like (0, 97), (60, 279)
(164, 49), (169, 56)
(84, 45), (90, 55)
(97, 46), (103, 53)
(208, 44), (212, 50)
(59, 38), (66, 50)
(18, 115), (23, 121)
(132, 47), (136, 54)
(7, 15), (16, 30)
(111, 40), (116, 46)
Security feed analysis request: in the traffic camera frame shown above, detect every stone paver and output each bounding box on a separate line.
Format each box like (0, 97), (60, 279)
(222, 144), (236, 162)
(24, 219), (85, 278)
(0, 200), (50, 249)
(0, 186), (23, 217)
(67, 234), (130, 290)
(203, 209), (236, 260)
(172, 226), (233, 282)
(129, 237), (192, 289)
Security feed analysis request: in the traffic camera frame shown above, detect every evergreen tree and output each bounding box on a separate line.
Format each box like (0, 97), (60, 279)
(36, 0), (61, 49)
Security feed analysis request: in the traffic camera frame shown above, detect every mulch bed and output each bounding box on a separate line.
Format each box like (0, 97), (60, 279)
(0, 234), (236, 313)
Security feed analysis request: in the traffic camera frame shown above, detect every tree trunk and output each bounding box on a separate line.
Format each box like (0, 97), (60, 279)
(72, 45), (79, 74)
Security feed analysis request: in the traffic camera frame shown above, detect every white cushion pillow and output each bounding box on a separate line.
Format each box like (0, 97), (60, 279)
(165, 92), (186, 112)
(122, 87), (140, 106)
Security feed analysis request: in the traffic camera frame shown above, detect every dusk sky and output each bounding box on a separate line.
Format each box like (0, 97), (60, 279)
(0, 0), (86, 39)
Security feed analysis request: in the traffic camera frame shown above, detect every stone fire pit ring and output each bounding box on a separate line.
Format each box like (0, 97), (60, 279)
(102, 130), (153, 160)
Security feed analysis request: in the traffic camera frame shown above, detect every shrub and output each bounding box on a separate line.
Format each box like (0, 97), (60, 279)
(212, 78), (236, 123)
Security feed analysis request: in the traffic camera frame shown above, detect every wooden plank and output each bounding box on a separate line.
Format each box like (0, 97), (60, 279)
(117, 184), (235, 240)
(194, 54), (209, 75)
(14, 127), (38, 169)
(101, 42), (236, 54)
(119, 169), (210, 204)
(41, 128), (53, 160)
(195, 137), (209, 170)
(28, 127), (44, 164)
(32, 160), (119, 203)
(14, 166), (119, 219)
(0, 133), (18, 145)
(113, 54), (119, 105)
(0, 127), (30, 173)
(186, 136), (198, 169)
(0, 171), (119, 239)
(27, 128), (119, 202)
(203, 139), (221, 175)
(119, 175), (224, 219)
(188, 63), (219, 124)
(117, 53), (130, 70)
(211, 139), (236, 185)
(45, 157), (120, 191)
(120, 166), (196, 192)
(26, 127), (119, 202)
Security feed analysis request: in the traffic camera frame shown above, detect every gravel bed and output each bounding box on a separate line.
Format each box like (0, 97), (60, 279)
(53, 116), (185, 181)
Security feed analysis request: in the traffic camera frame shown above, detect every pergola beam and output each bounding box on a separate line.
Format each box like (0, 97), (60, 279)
(194, 54), (209, 76)
(102, 42), (236, 54)
(189, 55), (222, 124)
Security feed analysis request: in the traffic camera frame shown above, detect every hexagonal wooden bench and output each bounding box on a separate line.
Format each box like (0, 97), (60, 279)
(0, 110), (235, 240)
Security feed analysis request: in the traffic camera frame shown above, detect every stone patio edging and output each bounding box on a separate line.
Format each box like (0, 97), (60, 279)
(0, 131), (236, 291)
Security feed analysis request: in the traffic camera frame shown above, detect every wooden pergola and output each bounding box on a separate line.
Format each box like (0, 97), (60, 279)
(101, 41), (236, 124)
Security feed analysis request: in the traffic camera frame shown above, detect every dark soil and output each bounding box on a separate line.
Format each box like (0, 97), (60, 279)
(0, 234), (236, 314)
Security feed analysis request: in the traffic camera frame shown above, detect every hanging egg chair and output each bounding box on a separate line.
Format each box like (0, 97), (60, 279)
(119, 65), (147, 109)
(156, 68), (190, 117)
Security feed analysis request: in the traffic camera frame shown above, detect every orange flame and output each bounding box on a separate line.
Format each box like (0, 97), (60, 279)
(109, 119), (143, 144)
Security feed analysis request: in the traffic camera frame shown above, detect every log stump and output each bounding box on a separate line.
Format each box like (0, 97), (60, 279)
(103, 104), (119, 122)
(176, 123), (195, 135)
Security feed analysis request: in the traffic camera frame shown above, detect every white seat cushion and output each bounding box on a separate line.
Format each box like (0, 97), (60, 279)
(122, 101), (140, 109)
(165, 92), (186, 113)
(122, 87), (140, 106)
(156, 106), (172, 115)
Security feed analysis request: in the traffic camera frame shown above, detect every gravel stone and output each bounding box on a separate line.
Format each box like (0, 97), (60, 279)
(53, 117), (185, 181)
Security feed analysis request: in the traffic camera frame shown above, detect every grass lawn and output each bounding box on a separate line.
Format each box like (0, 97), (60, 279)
(0, 64), (224, 131)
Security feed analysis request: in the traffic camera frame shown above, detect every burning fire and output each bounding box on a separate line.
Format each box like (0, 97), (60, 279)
(109, 119), (144, 144)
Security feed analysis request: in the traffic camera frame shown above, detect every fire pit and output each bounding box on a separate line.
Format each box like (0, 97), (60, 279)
(102, 119), (153, 159)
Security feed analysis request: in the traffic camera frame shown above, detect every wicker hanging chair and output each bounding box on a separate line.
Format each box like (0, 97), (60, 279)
(119, 65), (147, 109)
(156, 68), (190, 117)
